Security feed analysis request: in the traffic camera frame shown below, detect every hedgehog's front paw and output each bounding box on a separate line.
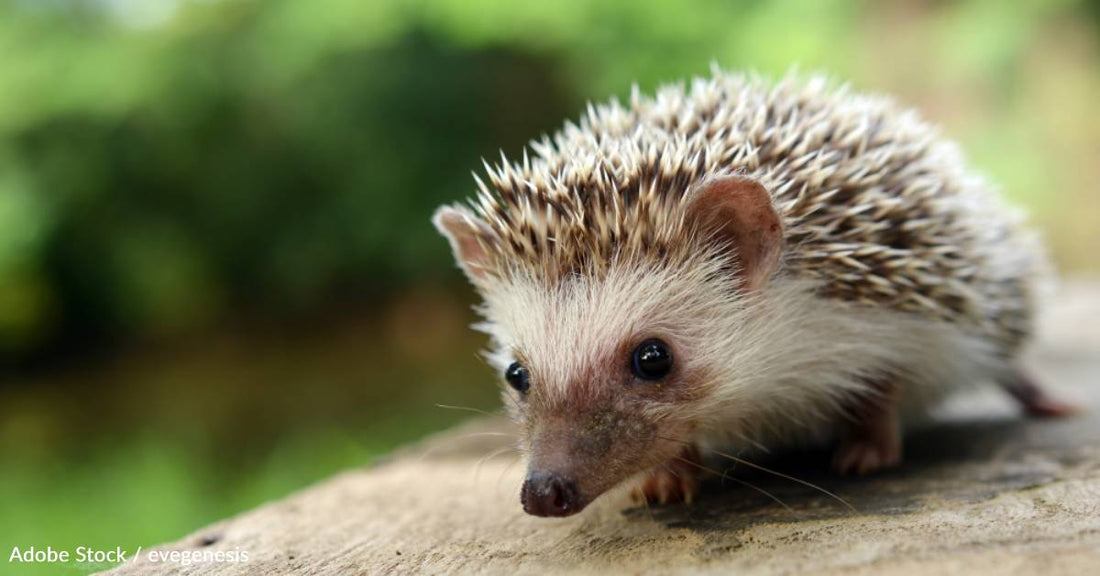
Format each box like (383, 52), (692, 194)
(832, 434), (901, 475)
(630, 446), (701, 505)
(833, 379), (902, 475)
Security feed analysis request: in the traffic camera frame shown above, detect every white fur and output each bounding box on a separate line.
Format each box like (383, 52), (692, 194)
(477, 249), (1010, 455)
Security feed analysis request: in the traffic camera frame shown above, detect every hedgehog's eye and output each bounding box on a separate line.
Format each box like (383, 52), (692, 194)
(631, 339), (673, 381)
(505, 361), (530, 394)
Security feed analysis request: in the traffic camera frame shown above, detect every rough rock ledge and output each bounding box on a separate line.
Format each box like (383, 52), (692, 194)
(100, 281), (1100, 575)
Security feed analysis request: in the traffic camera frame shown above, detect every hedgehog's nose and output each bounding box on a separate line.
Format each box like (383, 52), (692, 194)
(521, 471), (580, 517)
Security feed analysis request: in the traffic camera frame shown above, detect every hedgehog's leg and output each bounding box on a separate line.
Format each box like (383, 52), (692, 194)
(630, 444), (701, 506)
(1001, 370), (1080, 418)
(832, 380), (902, 475)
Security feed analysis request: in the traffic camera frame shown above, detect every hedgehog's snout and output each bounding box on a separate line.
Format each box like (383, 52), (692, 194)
(521, 470), (583, 517)
(519, 406), (662, 517)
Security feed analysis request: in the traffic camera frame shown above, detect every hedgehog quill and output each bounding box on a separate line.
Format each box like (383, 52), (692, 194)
(433, 70), (1072, 518)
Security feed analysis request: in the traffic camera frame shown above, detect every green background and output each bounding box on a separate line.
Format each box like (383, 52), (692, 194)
(2, 0), (1099, 574)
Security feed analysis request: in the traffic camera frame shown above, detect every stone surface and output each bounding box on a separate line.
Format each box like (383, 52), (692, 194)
(100, 281), (1100, 575)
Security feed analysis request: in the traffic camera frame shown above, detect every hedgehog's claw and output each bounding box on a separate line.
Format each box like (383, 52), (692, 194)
(631, 467), (697, 506)
(833, 380), (902, 476)
(832, 433), (901, 475)
(1001, 371), (1082, 418)
(631, 447), (701, 506)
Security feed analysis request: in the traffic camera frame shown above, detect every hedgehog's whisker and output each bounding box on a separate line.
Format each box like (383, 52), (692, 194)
(496, 453), (524, 494)
(415, 431), (518, 462)
(672, 454), (723, 479)
(734, 431), (771, 454)
(473, 446), (519, 484)
(456, 431), (518, 439)
(673, 455), (795, 514)
(434, 403), (496, 417)
(706, 448), (855, 513)
(657, 435), (855, 512)
(726, 473), (794, 513)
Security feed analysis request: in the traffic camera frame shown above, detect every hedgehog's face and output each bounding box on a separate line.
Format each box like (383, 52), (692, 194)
(434, 175), (784, 517)
(480, 258), (731, 516)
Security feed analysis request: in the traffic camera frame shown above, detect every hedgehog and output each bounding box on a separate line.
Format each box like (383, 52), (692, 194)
(432, 69), (1073, 518)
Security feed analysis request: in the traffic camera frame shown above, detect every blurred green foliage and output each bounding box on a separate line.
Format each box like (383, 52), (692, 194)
(1, 0), (1099, 574)
(0, 0), (582, 358)
(2, 0), (1098, 360)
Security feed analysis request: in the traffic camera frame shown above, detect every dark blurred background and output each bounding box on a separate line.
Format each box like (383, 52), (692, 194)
(1, 0), (1098, 573)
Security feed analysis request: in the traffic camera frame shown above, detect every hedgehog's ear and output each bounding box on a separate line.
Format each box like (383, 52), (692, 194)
(433, 205), (497, 283)
(686, 176), (783, 291)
